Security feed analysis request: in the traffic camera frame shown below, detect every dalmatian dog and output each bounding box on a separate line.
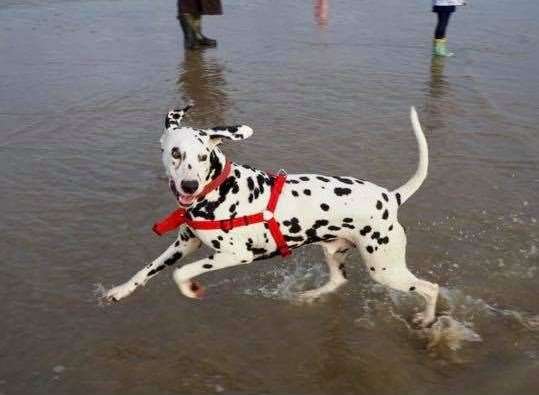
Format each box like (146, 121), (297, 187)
(105, 105), (439, 327)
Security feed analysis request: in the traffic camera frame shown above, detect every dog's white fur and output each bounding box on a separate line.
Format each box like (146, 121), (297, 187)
(106, 106), (439, 327)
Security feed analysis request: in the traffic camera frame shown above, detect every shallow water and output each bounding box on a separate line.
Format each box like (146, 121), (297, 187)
(1, 0), (538, 394)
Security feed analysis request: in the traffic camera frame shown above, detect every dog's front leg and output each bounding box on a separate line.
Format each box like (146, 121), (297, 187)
(172, 251), (253, 298)
(105, 227), (201, 302)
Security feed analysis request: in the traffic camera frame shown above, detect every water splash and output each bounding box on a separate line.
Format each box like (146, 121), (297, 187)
(93, 283), (109, 307)
(243, 251), (328, 301)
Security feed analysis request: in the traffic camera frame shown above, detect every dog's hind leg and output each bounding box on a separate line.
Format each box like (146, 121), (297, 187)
(105, 226), (201, 302)
(172, 251), (254, 298)
(296, 238), (354, 303)
(357, 222), (439, 327)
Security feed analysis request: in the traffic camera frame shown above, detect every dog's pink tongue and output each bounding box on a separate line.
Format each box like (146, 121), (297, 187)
(179, 194), (196, 206)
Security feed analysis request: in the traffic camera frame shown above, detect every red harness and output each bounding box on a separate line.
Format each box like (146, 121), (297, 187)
(152, 162), (291, 257)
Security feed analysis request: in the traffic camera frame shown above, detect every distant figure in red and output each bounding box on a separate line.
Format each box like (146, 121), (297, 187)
(177, 0), (222, 50)
(314, 0), (329, 28)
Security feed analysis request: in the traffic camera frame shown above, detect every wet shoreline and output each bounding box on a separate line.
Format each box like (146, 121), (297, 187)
(1, 0), (538, 394)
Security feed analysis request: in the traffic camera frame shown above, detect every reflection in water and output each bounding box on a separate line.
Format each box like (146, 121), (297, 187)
(177, 50), (228, 125)
(424, 56), (453, 129)
(314, 0), (329, 28)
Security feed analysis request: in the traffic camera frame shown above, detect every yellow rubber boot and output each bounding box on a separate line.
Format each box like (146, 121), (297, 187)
(433, 38), (454, 57)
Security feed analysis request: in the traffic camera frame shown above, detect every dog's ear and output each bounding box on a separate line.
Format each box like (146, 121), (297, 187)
(165, 104), (193, 130)
(205, 125), (254, 144)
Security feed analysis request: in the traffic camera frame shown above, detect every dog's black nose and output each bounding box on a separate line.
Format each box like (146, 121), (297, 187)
(181, 180), (199, 194)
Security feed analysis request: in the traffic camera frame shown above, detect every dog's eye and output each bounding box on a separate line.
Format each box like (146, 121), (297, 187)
(171, 147), (182, 160)
(198, 154), (208, 162)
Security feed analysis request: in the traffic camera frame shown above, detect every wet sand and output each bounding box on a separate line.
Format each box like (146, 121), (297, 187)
(1, 0), (538, 394)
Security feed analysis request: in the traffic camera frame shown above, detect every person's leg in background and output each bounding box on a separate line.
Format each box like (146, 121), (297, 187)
(433, 6), (454, 57)
(177, 0), (219, 50)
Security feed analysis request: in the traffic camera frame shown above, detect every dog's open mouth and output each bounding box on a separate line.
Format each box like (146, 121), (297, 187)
(178, 193), (196, 206)
(169, 179), (197, 207)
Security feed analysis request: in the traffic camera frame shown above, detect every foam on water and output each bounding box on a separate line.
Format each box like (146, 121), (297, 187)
(93, 283), (109, 307)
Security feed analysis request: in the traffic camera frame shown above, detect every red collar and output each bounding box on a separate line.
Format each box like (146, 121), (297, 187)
(197, 160), (232, 201)
(170, 160), (232, 207)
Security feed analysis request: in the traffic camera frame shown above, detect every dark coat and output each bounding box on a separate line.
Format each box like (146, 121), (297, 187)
(178, 0), (223, 15)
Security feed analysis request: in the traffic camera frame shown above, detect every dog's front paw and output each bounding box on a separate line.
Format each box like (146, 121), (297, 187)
(178, 280), (205, 299)
(105, 284), (134, 303)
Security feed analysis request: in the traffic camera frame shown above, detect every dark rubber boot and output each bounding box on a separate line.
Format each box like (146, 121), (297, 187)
(178, 14), (200, 50)
(189, 14), (217, 47)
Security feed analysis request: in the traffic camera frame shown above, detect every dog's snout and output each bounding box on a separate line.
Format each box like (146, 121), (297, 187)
(181, 180), (199, 194)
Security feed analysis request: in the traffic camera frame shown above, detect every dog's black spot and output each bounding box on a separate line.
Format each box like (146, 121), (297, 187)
(378, 236), (389, 245)
(299, 176), (309, 181)
(342, 223), (355, 229)
(164, 252), (183, 266)
(251, 248), (267, 255)
(371, 232), (380, 240)
(206, 151), (223, 182)
(234, 169), (241, 178)
(396, 193), (402, 205)
(334, 176), (353, 185)
(213, 125), (239, 134)
(283, 217), (302, 233)
(366, 246), (374, 254)
(409, 286), (416, 292)
(284, 235), (304, 242)
(303, 189), (311, 196)
(343, 217), (353, 223)
(389, 224), (393, 231)
(382, 209), (389, 220)
(174, 240), (180, 247)
(334, 187), (351, 196)
(354, 179), (364, 184)
(317, 176), (330, 182)
(370, 266), (375, 271)
(328, 226), (341, 231)
(247, 177), (255, 191)
(320, 203), (330, 211)
(148, 265), (166, 276)
(291, 190), (299, 197)
(211, 240), (221, 249)
(229, 203), (237, 213)
(286, 179), (300, 184)
(313, 219), (329, 229)
(382, 192), (389, 202)
(203, 264), (213, 269)
(376, 200), (383, 210)
(360, 226), (372, 236)
(217, 235), (223, 241)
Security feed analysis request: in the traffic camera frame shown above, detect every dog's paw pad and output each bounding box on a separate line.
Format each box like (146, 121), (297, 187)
(190, 280), (206, 298)
(180, 280), (206, 299)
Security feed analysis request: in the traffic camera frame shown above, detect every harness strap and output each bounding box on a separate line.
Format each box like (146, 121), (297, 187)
(152, 208), (186, 236)
(265, 174), (291, 257)
(186, 212), (264, 231)
(153, 172), (291, 257)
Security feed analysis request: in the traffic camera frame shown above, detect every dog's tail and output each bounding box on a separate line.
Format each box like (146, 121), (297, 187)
(392, 107), (428, 206)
